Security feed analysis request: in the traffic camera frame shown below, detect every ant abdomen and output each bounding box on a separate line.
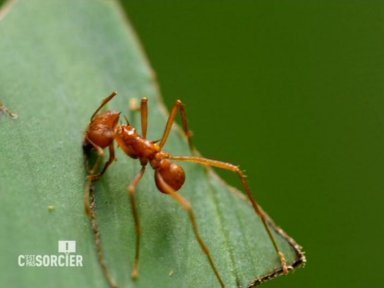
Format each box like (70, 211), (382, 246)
(155, 159), (185, 193)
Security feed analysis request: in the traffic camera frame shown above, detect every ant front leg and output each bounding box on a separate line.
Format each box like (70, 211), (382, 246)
(83, 137), (105, 217)
(85, 141), (116, 182)
(140, 97), (148, 139)
(93, 144), (116, 181)
(127, 97), (148, 138)
(169, 155), (290, 274)
(83, 139), (115, 215)
(159, 100), (194, 151)
(155, 173), (225, 288)
(127, 166), (146, 280)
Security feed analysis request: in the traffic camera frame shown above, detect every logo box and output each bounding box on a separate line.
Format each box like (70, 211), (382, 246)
(58, 240), (76, 253)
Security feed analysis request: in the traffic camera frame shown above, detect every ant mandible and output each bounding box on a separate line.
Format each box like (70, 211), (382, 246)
(83, 92), (289, 288)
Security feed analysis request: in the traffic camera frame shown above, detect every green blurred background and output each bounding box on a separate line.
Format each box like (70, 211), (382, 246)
(120, 1), (384, 288)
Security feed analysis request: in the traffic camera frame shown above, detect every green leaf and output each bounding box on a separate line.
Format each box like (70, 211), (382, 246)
(0, 0), (305, 287)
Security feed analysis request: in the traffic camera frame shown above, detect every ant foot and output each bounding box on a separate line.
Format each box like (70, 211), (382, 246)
(131, 267), (139, 280)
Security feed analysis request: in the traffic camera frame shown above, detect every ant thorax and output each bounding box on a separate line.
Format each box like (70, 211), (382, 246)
(115, 125), (160, 161)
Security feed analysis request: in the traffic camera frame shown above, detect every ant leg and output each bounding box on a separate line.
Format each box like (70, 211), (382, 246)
(128, 166), (146, 279)
(83, 137), (105, 216)
(140, 97), (148, 139)
(83, 142), (115, 216)
(169, 155), (289, 274)
(159, 100), (194, 151)
(140, 97), (148, 138)
(84, 166), (118, 287)
(100, 144), (116, 176)
(90, 144), (116, 181)
(126, 97), (147, 137)
(83, 137), (116, 182)
(90, 91), (117, 121)
(155, 173), (225, 288)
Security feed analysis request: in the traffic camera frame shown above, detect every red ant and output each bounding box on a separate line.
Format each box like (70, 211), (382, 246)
(83, 92), (289, 288)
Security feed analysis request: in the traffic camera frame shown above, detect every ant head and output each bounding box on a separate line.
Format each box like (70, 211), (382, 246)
(155, 159), (185, 193)
(91, 111), (120, 127)
(86, 111), (120, 149)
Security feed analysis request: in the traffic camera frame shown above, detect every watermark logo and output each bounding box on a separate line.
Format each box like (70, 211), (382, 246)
(58, 240), (76, 253)
(18, 240), (83, 267)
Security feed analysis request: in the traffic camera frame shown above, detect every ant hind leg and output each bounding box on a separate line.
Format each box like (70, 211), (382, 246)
(169, 155), (290, 274)
(127, 166), (146, 280)
(155, 173), (225, 288)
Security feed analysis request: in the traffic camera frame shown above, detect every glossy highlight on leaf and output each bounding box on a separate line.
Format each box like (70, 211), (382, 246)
(0, 0), (305, 287)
